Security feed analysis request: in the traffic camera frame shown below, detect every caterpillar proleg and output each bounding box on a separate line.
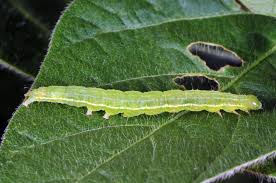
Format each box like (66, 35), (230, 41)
(23, 86), (262, 119)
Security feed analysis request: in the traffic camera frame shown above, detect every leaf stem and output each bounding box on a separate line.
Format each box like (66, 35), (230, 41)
(8, 0), (50, 35)
(0, 58), (35, 81)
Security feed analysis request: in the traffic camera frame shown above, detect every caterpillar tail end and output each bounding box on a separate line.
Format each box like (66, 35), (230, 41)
(103, 113), (110, 120)
(22, 91), (34, 107)
(22, 98), (34, 107)
(86, 110), (92, 116)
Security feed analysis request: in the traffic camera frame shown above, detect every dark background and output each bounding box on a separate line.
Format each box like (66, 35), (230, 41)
(0, 0), (273, 182)
(0, 0), (68, 139)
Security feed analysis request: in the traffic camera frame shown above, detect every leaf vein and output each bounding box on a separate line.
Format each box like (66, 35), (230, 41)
(222, 44), (276, 91)
(98, 73), (233, 87)
(75, 112), (187, 182)
(12, 124), (157, 152)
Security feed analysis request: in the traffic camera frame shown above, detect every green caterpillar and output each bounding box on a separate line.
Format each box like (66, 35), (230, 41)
(23, 86), (262, 119)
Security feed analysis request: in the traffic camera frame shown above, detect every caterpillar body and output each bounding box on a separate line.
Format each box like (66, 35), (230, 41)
(23, 86), (262, 119)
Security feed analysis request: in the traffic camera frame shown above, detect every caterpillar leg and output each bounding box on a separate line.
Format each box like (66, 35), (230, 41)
(22, 98), (34, 107)
(103, 113), (110, 120)
(216, 111), (222, 118)
(244, 110), (250, 115)
(103, 109), (121, 119)
(232, 110), (240, 116)
(86, 110), (92, 116)
(223, 108), (240, 116)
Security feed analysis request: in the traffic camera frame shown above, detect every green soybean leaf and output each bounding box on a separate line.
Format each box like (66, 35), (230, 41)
(1, 0), (276, 183)
(240, 0), (276, 17)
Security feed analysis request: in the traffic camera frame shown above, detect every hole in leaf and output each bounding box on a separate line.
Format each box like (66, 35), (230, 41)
(174, 75), (219, 90)
(187, 42), (243, 71)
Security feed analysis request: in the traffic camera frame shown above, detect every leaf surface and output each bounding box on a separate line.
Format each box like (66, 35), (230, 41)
(241, 0), (276, 16)
(1, 0), (276, 183)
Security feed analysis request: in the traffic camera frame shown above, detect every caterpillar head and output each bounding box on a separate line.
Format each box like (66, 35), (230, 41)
(247, 95), (262, 111)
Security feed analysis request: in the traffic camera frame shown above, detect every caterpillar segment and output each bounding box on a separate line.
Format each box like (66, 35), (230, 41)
(23, 86), (262, 119)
